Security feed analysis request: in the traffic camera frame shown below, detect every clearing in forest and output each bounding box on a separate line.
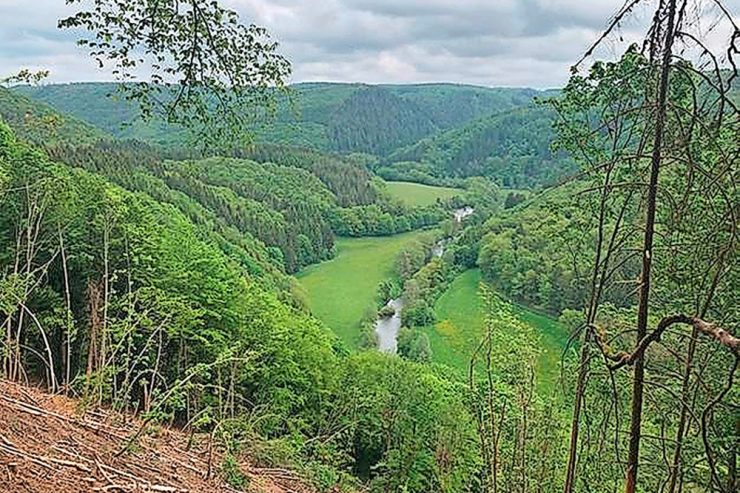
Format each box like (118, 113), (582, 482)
(384, 181), (461, 207)
(0, 380), (313, 493)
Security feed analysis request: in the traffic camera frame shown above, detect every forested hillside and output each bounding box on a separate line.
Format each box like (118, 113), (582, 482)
(474, 183), (636, 315)
(385, 83), (540, 128)
(0, 86), (108, 146)
(15, 81), (543, 157)
(48, 140), (451, 273)
(0, 88), (454, 276)
(384, 105), (574, 187)
(326, 86), (438, 155)
(1, 0), (738, 491)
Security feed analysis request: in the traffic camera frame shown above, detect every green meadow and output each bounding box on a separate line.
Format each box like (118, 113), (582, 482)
(298, 237), (568, 385)
(384, 181), (461, 207)
(424, 269), (568, 385)
(296, 231), (431, 348)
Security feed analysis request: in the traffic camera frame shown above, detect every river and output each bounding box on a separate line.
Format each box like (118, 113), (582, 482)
(374, 206), (473, 353)
(375, 298), (404, 352)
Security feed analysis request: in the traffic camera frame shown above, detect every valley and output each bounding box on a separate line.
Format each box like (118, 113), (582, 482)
(295, 184), (568, 386)
(0, 5), (737, 489)
(298, 235), (567, 385)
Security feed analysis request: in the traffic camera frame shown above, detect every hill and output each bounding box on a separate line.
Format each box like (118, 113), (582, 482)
(0, 86), (108, 146)
(384, 104), (575, 188)
(0, 379), (315, 493)
(13, 82), (581, 189)
(325, 85), (438, 155)
(15, 82), (541, 154)
(384, 83), (540, 128)
(0, 87), (453, 276)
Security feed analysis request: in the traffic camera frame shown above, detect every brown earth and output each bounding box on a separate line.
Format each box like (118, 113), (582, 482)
(0, 380), (315, 493)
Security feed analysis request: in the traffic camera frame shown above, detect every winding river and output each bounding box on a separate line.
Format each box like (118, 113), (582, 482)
(374, 207), (473, 353)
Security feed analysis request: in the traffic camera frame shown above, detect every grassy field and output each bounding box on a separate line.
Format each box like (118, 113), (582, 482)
(296, 231), (431, 348)
(385, 181), (461, 207)
(424, 269), (568, 386)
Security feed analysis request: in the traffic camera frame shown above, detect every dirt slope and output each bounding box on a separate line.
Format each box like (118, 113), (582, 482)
(0, 380), (314, 493)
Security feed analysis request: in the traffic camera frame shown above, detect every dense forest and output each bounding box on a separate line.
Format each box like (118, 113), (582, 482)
(15, 82), (542, 158)
(384, 104), (574, 187)
(1, 0), (738, 492)
(14, 83), (567, 188)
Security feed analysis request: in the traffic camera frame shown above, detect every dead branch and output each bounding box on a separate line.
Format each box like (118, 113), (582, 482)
(591, 314), (739, 371)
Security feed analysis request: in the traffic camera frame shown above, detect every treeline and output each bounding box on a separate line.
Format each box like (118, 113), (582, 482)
(475, 183), (641, 316)
(329, 203), (445, 237)
(15, 82), (541, 156)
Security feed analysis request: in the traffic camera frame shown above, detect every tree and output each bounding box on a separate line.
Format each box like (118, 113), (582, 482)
(552, 1), (739, 491)
(58, 0), (291, 150)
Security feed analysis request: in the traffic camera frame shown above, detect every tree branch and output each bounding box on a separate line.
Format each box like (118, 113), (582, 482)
(592, 314), (739, 371)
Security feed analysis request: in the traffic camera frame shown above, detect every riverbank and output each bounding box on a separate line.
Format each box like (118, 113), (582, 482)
(296, 230), (433, 349)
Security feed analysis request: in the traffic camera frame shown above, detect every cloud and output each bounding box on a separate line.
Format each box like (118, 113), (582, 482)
(0, 0), (738, 88)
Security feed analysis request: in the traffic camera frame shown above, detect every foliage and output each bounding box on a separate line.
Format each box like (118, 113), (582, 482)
(477, 184), (601, 315)
(241, 143), (379, 207)
(330, 352), (480, 492)
(329, 202), (446, 237)
(42, 135), (454, 273)
(551, 32), (739, 492)
(327, 85), (438, 155)
(59, 0), (291, 150)
(386, 105), (575, 188)
(470, 286), (567, 493)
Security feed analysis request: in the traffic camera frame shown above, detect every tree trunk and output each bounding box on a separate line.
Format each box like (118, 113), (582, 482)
(86, 279), (103, 377)
(59, 226), (73, 392)
(625, 1), (677, 491)
(666, 328), (698, 493)
(563, 341), (589, 493)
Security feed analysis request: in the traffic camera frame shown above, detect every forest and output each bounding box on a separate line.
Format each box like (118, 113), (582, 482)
(0, 0), (738, 492)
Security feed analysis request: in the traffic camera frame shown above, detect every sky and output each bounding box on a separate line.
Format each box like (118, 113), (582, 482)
(0, 0), (737, 89)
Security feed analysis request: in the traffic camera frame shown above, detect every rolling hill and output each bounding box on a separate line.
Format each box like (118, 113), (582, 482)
(0, 86), (108, 146)
(384, 104), (574, 188)
(15, 82), (543, 155)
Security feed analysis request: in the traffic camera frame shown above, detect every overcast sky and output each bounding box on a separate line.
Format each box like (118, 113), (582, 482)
(0, 0), (737, 89)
